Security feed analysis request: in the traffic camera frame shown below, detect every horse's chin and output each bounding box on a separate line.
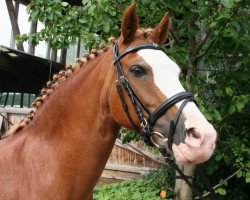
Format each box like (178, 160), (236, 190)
(172, 143), (215, 165)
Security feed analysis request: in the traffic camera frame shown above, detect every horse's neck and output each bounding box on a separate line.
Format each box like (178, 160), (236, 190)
(28, 50), (118, 139)
(17, 50), (119, 194)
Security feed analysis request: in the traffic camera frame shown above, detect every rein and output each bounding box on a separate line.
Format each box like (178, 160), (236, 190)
(113, 41), (217, 199)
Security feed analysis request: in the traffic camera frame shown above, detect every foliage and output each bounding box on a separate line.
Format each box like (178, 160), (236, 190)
(17, 0), (127, 50)
(18, 0), (250, 199)
(194, 65), (250, 199)
(94, 166), (175, 200)
(119, 127), (142, 144)
(191, 1), (250, 197)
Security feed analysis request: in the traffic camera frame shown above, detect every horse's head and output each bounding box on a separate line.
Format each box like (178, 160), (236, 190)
(108, 3), (217, 165)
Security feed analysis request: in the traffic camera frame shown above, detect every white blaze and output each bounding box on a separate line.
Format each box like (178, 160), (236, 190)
(137, 49), (217, 164)
(137, 49), (205, 121)
(137, 50), (183, 100)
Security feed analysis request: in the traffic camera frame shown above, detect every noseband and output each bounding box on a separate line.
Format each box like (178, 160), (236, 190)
(113, 41), (196, 149)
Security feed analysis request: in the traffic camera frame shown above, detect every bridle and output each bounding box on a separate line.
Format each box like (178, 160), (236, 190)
(113, 41), (217, 200)
(113, 41), (196, 149)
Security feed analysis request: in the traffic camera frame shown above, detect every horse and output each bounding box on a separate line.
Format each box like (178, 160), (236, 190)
(0, 3), (217, 200)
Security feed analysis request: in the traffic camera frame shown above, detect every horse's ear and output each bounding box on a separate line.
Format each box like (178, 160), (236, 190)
(121, 3), (138, 44)
(151, 12), (170, 45)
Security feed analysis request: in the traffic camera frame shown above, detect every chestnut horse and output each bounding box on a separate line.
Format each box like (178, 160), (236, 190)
(0, 4), (217, 200)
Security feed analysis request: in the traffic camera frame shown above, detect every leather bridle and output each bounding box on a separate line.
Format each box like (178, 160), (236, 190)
(113, 41), (196, 149)
(113, 41), (217, 200)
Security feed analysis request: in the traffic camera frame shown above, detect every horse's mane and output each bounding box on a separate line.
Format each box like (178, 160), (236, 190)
(3, 29), (154, 138)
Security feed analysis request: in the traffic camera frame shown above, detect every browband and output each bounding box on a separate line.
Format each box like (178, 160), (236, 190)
(113, 43), (163, 64)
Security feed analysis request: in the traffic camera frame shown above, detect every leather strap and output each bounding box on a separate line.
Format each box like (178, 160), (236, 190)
(115, 80), (139, 129)
(148, 92), (195, 126)
(113, 42), (156, 133)
(113, 43), (162, 64)
(159, 147), (218, 200)
(113, 41), (217, 199)
(196, 164), (217, 199)
(168, 98), (195, 150)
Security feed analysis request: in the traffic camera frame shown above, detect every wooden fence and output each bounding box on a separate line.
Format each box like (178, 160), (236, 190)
(0, 107), (163, 181)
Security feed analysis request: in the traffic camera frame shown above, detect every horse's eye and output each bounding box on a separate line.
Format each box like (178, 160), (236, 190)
(130, 66), (146, 77)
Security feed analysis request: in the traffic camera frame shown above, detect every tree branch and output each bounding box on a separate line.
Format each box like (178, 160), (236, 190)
(194, 28), (212, 53)
(162, 39), (175, 48)
(194, 168), (243, 199)
(169, 29), (181, 45)
(196, 2), (242, 59)
(193, 4), (223, 56)
(196, 35), (217, 58)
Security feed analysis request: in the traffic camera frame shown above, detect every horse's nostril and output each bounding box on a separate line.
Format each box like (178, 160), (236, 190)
(187, 128), (200, 139)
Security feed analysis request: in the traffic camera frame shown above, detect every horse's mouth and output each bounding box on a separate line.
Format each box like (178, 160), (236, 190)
(172, 142), (215, 165)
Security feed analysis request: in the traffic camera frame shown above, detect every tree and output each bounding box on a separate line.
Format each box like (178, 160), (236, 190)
(18, 0), (250, 199)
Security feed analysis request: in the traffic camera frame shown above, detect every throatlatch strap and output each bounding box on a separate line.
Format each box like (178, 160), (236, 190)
(115, 81), (138, 129)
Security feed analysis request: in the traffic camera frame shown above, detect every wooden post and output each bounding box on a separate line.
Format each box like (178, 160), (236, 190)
(46, 44), (51, 59)
(0, 113), (6, 137)
(5, 0), (24, 51)
(51, 49), (57, 62)
(60, 49), (67, 64)
(4, 93), (9, 107)
(28, 21), (38, 54)
(0, 114), (4, 130)
(9, 0), (19, 49)
(0, 113), (9, 136)
(76, 37), (81, 59)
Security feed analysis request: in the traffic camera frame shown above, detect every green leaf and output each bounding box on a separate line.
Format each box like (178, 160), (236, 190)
(61, 2), (69, 7)
(215, 154), (222, 161)
(103, 22), (110, 33)
(213, 110), (222, 121)
(224, 156), (230, 164)
(109, 10), (116, 16)
(237, 170), (243, 178)
(210, 21), (217, 28)
(82, 0), (88, 5)
(26, 4), (31, 13)
(236, 100), (245, 112)
(79, 18), (87, 24)
(215, 187), (227, 195)
(229, 105), (236, 114)
(29, 10), (39, 21)
(215, 89), (223, 97)
(221, 0), (235, 8)
(204, 113), (213, 121)
(225, 87), (233, 96)
(245, 171), (250, 183)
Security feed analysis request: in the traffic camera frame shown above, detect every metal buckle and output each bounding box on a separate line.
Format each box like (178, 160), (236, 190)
(140, 117), (148, 129)
(150, 131), (168, 148)
(120, 75), (128, 82)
